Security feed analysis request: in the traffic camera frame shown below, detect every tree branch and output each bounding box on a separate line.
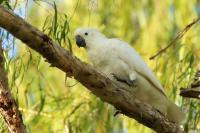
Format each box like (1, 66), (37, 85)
(180, 70), (200, 99)
(0, 40), (26, 132)
(0, 5), (183, 133)
(180, 87), (200, 99)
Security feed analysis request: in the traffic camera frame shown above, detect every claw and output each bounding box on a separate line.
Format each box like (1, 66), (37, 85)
(126, 79), (137, 87)
(111, 73), (137, 87)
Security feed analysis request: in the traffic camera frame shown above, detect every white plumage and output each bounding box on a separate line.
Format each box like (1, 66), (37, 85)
(74, 27), (185, 124)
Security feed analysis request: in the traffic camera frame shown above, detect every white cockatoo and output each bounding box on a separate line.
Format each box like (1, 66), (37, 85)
(74, 27), (185, 124)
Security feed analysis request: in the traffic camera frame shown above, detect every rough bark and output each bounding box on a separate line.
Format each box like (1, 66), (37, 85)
(0, 5), (183, 133)
(0, 40), (26, 132)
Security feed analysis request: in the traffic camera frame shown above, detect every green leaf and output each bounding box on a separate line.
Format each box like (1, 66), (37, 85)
(0, 0), (12, 9)
(0, 0), (4, 4)
(53, 2), (58, 38)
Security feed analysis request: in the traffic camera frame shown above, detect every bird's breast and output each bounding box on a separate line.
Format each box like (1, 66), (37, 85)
(88, 48), (115, 74)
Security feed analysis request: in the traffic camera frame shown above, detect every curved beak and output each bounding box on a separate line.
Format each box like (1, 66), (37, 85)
(75, 35), (86, 47)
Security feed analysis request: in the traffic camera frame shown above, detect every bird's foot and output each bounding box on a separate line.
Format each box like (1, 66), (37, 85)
(111, 73), (137, 87)
(126, 79), (137, 87)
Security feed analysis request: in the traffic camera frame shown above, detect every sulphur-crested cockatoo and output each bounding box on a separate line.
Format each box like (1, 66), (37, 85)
(74, 27), (185, 124)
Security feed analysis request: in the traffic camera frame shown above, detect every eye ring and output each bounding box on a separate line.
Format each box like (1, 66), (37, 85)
(85, 32), (88, 36)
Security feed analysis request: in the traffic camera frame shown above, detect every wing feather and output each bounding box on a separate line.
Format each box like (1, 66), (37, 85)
(108, 39), (166, 96)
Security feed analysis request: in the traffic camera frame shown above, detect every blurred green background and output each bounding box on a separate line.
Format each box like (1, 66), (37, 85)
(0, 0), (200, 133)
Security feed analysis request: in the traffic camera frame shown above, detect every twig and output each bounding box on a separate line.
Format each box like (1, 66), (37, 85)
(150, 17), (200, 60)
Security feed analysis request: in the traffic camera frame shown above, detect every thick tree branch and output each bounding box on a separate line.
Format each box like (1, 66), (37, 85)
(0, 40), (26, 132)
(0, 5), (183, 133)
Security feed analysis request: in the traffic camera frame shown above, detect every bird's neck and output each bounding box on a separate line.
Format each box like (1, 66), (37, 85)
(85, 36), (108, 65)
(85, 36), (107, 51)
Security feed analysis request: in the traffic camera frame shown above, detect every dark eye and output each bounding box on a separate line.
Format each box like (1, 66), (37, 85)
(85, 32), (88, 36)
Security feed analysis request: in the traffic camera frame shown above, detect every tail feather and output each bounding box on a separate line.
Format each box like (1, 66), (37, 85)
(167, 102), (185, 124)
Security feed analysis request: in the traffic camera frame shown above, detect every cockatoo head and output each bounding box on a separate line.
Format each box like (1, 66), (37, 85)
(74, 27), (106, 48)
